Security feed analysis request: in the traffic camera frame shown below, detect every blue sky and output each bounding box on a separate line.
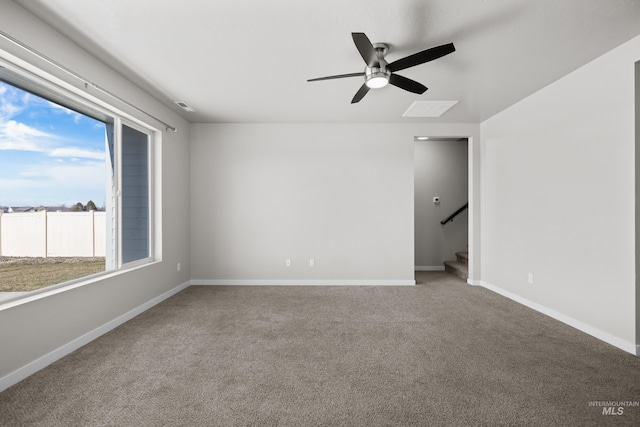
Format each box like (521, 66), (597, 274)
(0, 81), (106, 208)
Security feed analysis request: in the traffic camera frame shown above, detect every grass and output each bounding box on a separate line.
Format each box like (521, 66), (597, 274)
(0, 257), (106, 292)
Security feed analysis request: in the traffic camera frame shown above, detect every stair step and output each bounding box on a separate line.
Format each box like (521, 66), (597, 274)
(444, 260), (468, 280)
(456, 251), (468, 265)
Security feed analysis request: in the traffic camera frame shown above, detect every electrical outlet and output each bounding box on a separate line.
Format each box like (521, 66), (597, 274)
(177, 262), (181, 272)
(286, 259), (291, 267)
(309, 259), (315, 267)
(527, 273), (534, 284)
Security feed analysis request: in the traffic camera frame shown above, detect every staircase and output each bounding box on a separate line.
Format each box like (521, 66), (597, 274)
(444, 251), (468, 280)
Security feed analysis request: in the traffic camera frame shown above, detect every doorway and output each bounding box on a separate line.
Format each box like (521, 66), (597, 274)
(414, 137), (469, 275)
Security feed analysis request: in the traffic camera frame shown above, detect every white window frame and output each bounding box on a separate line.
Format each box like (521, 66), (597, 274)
(115, 119), (155, 269)
(0, 50), (161, 303)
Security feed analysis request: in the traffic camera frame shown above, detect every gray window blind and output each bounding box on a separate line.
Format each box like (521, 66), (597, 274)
(121, 124), (149, 264)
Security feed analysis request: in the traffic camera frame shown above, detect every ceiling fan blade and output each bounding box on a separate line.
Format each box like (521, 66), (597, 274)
(352, 32), (377, 67)
(389, 74), (428, 94)
(387, 43), (455, 73)
(351, 83), (370, 103)
(307, 72), (364, 82)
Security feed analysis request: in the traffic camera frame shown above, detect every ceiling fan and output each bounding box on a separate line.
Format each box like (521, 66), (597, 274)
(307, 32), (455, 104)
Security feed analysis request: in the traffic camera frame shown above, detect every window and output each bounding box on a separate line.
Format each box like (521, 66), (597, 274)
(106, 123), (152, 268)
(121, 124), (151, 264)
(0, 60), (158, 298)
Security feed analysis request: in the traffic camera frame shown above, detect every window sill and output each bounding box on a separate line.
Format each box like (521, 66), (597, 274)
(0, 260), (160, 312)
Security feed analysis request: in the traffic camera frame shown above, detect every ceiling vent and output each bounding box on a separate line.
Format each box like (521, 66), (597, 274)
(174, 101), (195, 112)
(403, 100), (458, 117)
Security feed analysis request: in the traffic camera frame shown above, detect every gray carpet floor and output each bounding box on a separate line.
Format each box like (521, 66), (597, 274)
(1, 271), (639, 426)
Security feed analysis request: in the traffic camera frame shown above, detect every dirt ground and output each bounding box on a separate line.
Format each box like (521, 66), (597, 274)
(0, 257), (106, 292)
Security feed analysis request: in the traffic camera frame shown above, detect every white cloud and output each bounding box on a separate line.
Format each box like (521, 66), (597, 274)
(17, 169), (43, 178)
(0, 118), (104, 158)
(47, 101), (82, 123)
(0, 162), (106, 206)
(0, 120), (53, 152)
(49, 147), (105, 160)
(0, 102), (22, 119)
(0, 83), (27, 120)
(2, 119), (50, 139)
(0, 83), (53, 151)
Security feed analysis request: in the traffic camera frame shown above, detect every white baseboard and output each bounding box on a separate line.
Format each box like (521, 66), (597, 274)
(414, 266), (445, 271)
(191, 279), (416, 286)
(0, 280), (191, 393)
(476, 280), (638, 356)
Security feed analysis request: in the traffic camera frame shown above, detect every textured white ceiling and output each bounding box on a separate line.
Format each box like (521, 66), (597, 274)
(15, 0), (640, 124)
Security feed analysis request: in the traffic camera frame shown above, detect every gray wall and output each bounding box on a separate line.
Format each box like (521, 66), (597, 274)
(480, 34), (640, 352)
(190, 123), (480, 283)
(414, 139), (468, 268)
(0, 2), (191, 383)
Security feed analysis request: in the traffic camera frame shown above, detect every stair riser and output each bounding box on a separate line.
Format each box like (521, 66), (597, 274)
(444, 264), (467, 280)
(444, 252), (468, 279)
(455, 252), (469, 265)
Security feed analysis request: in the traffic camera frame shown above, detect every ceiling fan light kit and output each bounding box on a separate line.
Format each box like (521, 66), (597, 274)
(365, 70), (390, 89)
(307, 32), (455, 104)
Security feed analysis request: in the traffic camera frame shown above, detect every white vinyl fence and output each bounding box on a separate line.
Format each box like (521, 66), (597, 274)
(0, 211), (106, 257)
